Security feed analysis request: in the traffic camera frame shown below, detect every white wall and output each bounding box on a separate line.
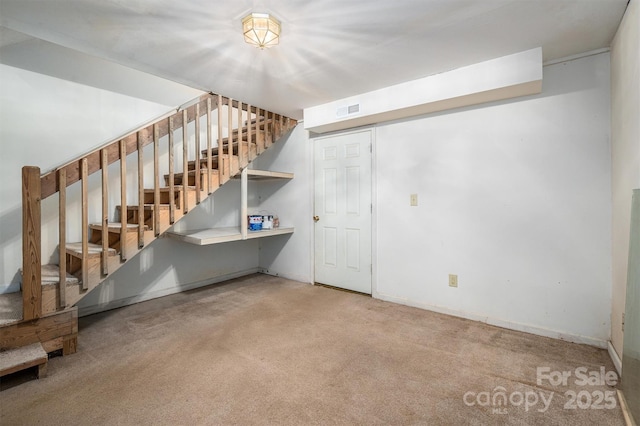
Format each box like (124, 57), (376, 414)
(374, 53), (612, 346)
(610, 0), (640, 358)
(255, 124), (314, 284)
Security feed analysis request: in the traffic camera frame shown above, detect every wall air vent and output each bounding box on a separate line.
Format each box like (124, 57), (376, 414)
(336, 103), (360, 118)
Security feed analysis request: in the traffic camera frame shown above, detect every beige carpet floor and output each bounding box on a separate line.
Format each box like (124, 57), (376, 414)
(0, 274), (626, 425)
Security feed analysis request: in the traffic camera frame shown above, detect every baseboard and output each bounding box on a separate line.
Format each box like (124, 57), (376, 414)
(374, 292), (608, 349)
(618, 390), (637, 426)
(77, 268), (260, 317)
(259, 268), (313, 284)
(608, 341), (623, 376)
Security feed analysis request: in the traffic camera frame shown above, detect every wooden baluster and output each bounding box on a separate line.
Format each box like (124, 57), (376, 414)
(168, 117), (175, 224)
(58, 169), (67, 309)
(22, 166), (42, 320)
(228, 98), (233, 179)
(259, 108), (266, 153)
(267, 111), (273, 148)
(137, 133), (144, 248)
(238, 101), (245, 168)
(247, 104), (253, 162)
(195, 102), (201, 203)
(206, 97), (212, 194)
(81, 158), (89, 290)
(153, 124), (160, 236)
(272, 113), (277, 141)
(262, 110), (268, 149)
(120, 140), (127, 261)
(101, 149), (109, 276)
(217, 96), (224, 182)
(182, 109), (189, 213)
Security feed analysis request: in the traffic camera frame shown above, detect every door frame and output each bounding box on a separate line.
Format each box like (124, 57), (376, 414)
(311, 126), (377, 295)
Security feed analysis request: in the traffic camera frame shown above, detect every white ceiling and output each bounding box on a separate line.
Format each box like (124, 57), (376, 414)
(0, 0), (629, 119)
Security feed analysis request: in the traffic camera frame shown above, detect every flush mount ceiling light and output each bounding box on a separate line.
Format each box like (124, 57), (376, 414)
(242, 13), (281, 49)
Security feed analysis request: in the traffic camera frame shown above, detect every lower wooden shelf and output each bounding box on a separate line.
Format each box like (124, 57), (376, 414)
(166, 227), (294, 246)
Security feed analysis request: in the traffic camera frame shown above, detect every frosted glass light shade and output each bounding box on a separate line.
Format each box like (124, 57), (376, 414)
(242, 13), (281, 49)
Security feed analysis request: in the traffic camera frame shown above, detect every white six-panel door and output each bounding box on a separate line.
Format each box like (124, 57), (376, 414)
(314, 129), (372, 294)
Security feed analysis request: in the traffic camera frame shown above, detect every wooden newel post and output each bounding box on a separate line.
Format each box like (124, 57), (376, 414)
(22, 166), (42, 320)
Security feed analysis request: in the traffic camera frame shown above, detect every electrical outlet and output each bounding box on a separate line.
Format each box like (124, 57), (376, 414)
(449, 274), (458, 288)
(410, 194), (418, 206)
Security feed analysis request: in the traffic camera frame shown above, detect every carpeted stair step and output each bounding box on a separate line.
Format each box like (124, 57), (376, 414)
(0, 342), (47, 378)
(41, 264), (79, 286)
(0, 292), (22, 326)
(65, 242), (117, 259)
(88, 222), (149, 234)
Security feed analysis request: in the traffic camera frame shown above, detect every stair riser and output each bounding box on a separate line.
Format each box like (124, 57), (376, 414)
(89, 229), (143, 253)
(164, 166), (224, 188)
(202, 140), (260, 159)
(143, 191), (183, 205)
(164, 173), (208, 188)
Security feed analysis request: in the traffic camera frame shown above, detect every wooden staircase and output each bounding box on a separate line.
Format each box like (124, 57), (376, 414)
(0, 93), (296, 380)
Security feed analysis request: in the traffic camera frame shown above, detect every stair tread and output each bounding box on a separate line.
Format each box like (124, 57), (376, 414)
(41, 264), (79, 286)
(117, 204), (171, 210)
(166, 169), (221, 178)
(143, 186), (196, 193)
(88, 222), (149, 232)
(66, 242), (117, 258)
(0, 342), (47, 376)
(201, 145), (252, 156)
(0, 292), (22, 326)
(187, 159), (221, 168)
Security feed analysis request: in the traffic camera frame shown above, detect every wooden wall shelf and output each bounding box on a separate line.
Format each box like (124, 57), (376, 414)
(166, 168), (294, 246)
(166, 227), (294, 246)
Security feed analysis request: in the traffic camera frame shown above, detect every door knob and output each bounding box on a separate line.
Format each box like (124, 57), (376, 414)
(313, 215), (320, 222)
